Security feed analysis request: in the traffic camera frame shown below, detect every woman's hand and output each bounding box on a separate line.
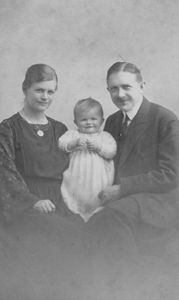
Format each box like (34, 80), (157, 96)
(33, 199), (56, 213)
(98, 185), (121, 205)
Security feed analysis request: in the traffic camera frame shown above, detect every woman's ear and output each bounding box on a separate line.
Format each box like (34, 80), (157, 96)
(22, 87), (26, 95)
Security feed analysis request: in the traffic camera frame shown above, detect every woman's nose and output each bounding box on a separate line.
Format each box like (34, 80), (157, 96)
(41, 91), (48, 99)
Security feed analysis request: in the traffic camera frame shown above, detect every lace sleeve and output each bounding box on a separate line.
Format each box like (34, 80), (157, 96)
(58, 130), (79, 152)
(0, 120), (39, 222)
(98, 131), (117, 159)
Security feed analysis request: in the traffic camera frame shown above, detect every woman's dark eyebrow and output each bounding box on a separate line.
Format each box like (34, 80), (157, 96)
(35, 88), (55, 92)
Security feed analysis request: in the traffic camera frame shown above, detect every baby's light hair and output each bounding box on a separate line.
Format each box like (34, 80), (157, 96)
(74, 97), (104, 120)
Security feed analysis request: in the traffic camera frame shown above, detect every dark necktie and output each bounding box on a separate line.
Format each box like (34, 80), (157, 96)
(119, 113), (130, 138)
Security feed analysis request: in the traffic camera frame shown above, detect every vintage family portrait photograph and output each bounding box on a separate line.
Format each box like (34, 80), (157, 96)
(0, 0), (179, 299)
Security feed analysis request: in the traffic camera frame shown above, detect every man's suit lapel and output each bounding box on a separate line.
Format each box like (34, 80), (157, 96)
(119, 98), (151, 168)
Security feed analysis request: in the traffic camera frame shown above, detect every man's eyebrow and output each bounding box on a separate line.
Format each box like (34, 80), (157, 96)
(109, 84), (132, 88)
(121, 84), (132, 87)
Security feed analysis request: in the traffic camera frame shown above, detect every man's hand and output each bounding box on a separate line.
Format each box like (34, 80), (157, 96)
(33, 199), (56, 213)
(98, 185), (121, 205)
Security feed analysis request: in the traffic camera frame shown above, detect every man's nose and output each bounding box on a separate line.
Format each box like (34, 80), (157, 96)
(118, 88), (125, 98)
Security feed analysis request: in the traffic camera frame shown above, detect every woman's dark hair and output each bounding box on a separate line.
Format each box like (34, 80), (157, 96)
(22, 64), (58, 92)
(106, 61), (143, 83)
(74, 97), (104, 120)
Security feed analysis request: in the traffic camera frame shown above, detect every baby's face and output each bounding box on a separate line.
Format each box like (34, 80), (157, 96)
(75, 107), (104, 134)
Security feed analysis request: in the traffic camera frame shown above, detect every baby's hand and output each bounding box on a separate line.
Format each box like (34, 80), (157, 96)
(86, 139), (101, 153)
(66, 138), (86, 151)
(66, 139), (79, 151)
(76, 137), (87, 148)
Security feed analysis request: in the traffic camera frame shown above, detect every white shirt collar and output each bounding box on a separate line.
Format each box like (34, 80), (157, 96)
(125, 97), (143, 121)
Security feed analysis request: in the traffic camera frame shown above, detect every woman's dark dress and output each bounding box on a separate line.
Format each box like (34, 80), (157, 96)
(0, 113), (178, 300)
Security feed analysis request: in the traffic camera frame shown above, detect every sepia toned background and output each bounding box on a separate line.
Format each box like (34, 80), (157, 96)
(0, 0), (179, 128)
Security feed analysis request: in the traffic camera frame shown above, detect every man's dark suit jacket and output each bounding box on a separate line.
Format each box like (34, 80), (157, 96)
(104, 98), (179, 228)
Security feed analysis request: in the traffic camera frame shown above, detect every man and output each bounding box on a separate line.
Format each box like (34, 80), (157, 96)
(99, 61), (179, 229)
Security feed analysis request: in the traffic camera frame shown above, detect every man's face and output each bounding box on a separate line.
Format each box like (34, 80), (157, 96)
(107, 71), (144, 112)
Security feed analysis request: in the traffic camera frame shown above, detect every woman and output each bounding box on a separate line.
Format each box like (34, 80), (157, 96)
(0, 64), (137, 300)
(0, 64), (69, 221)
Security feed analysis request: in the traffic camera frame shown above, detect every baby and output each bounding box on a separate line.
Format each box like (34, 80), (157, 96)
(58, 97), (117, 222)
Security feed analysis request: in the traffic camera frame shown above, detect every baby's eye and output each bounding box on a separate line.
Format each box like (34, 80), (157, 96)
(48, 90), (55, 95)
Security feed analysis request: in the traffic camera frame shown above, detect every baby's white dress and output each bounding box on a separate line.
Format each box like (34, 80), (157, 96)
(58, 130), (117, 222)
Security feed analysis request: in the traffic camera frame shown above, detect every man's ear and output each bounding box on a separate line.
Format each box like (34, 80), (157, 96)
(140, 81), (146, 90)
(22, 87), (26, 96)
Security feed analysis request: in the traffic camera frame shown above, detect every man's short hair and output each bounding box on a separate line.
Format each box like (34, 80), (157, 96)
(106, 62), (143, 83)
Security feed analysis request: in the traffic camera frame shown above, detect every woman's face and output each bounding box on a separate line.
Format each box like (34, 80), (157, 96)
(23, 80), (57, 113)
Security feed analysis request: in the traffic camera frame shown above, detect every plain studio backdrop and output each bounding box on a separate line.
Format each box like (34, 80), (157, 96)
(0, 0), (179, 127)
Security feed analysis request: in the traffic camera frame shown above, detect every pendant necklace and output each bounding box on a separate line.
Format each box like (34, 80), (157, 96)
(37, 129), (44, 137)
(32, 123), (47, 137)
(20, 109), (48, 137)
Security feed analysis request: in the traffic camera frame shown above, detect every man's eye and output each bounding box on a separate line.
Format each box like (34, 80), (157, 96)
(123, 86), (131, 90)
(110, 87), (118, 93)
